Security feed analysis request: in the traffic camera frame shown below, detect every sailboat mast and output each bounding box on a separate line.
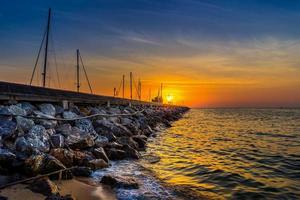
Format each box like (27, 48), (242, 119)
(76, 49), (80, 92)
(42, 8), (51, 87)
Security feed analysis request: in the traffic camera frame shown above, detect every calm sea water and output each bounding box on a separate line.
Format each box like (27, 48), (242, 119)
(143, 108), (300, 199)
(94, 108), (300, 200)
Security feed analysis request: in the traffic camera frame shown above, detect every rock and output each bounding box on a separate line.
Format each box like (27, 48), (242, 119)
(0, 148), (16, 167)
(8, 105), (26, 116)
(92, 147), (109, 163)
(108, 107), (121, 114)
(70, 105), (81, 115)
(132, 135), (147, 150)
(105, 142), (123, 149)
(62, 111), (78, 119)
(17, 102), (36, 115)
(50, 148), (74, 167)
(122, 144), (140, 159)
(88, 159), (108, 170)
(54, 105), (64, 115)
(94, 136), (109, 147)
(105, 148), (126, 160)
(41, 155), (72, 179)
(75, 119), (94, 133)
(66, 134), (95, 150)
(117, 136), (139, 150)
(120, 117), (133, 126)
(71, 166), (92, 177)
(34, 111), (57, 129)
(95, 129), (116, 142)
(50, 134), (64, 148)
(24, 154), (44, 175)
(16, 116), (35, 132)
(28, 178), (58, 196)
(55, 124), (72, 136)
(15, 136), (31, 153)
(73, 150), (93, 166)
(0, 119), (17, 139)
(38, 104), (56, 116)
(100, 175), (139, 189)
(26, 125), (50, 153)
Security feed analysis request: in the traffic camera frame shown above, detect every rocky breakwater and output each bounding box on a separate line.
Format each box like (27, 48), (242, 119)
(0, 102), (188, 198)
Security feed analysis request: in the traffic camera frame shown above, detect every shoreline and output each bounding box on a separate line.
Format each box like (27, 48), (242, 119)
(0, 101), (188, 199)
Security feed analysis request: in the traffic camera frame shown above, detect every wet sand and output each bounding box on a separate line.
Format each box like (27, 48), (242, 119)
(0, 178), (117, 200)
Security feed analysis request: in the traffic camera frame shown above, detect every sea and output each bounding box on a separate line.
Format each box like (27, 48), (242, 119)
(93, 108), (300, 200)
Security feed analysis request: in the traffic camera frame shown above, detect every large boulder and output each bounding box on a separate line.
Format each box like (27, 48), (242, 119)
(54, 105), (64, 115)
(117, 136), (139, 150)
(24, 154), (44, 175)
(71, 166), (92, 177)
(55, 124), (72, 136)
(62, 111), (78, 119)
(75, 119), (94, 133)
(25, 125), (50, 153)
(100, 175), (139, 189)
(34, 111), (57, 129)
(41, 155), (72, 179)
(94, 136), (109, 147)
(17, 102), (36, 115)
(50, 148), (74, 167)
(66, 134), (95, 150)
(16, 116), (35, 132)
(92, 147), (109, 163)
(132, 135), (147, 150)
(28, 178), (58, 196)
(87, 159), (108, 170)
(122, 144), (140, 159)
(8, 105), (26, 116)
(38, 104), (56, 116)
(73, 150), (93, 166)
(0, 119), (17, 139)
(105, 148), (126, 160)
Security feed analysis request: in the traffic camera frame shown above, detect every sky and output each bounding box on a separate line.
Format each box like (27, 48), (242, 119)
(0, 0), (300, 107)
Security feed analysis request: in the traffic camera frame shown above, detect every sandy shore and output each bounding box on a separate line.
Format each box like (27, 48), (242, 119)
(0, 178), (117, 200)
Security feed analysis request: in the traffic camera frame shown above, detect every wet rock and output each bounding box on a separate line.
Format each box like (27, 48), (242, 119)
(132, 135), (147, 150)
(16, 116), (35, 132)
(50, 134), (64, 148)
(100, 175), (139, 189)
(50, 148), (74, 167)
(28, 178), (58, 196)
(94, 136), (109, 147)
(0, 148), (16, 167)
(0, 119), (17, 139)
(92, 147), (109, 162)
(122, 144), (140, 159)
(105, 148), (126, 160)
(8, 105), (27, 116)
(62, 111), (78, 119)
(75, 119), (94, 133)
(88, 159), (108, 170)
(18, 102), (36, 115)
(66, 134), (95, 150)
(71, 166), (92, 177)
(38, 103), (56, 116)
(117, 136), (139, 150)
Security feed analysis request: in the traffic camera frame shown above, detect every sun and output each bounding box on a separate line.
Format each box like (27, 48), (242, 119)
(166, 94), (174, 103)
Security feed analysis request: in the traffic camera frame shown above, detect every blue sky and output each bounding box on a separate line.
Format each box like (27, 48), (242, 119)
(1, 0), (300, 106)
